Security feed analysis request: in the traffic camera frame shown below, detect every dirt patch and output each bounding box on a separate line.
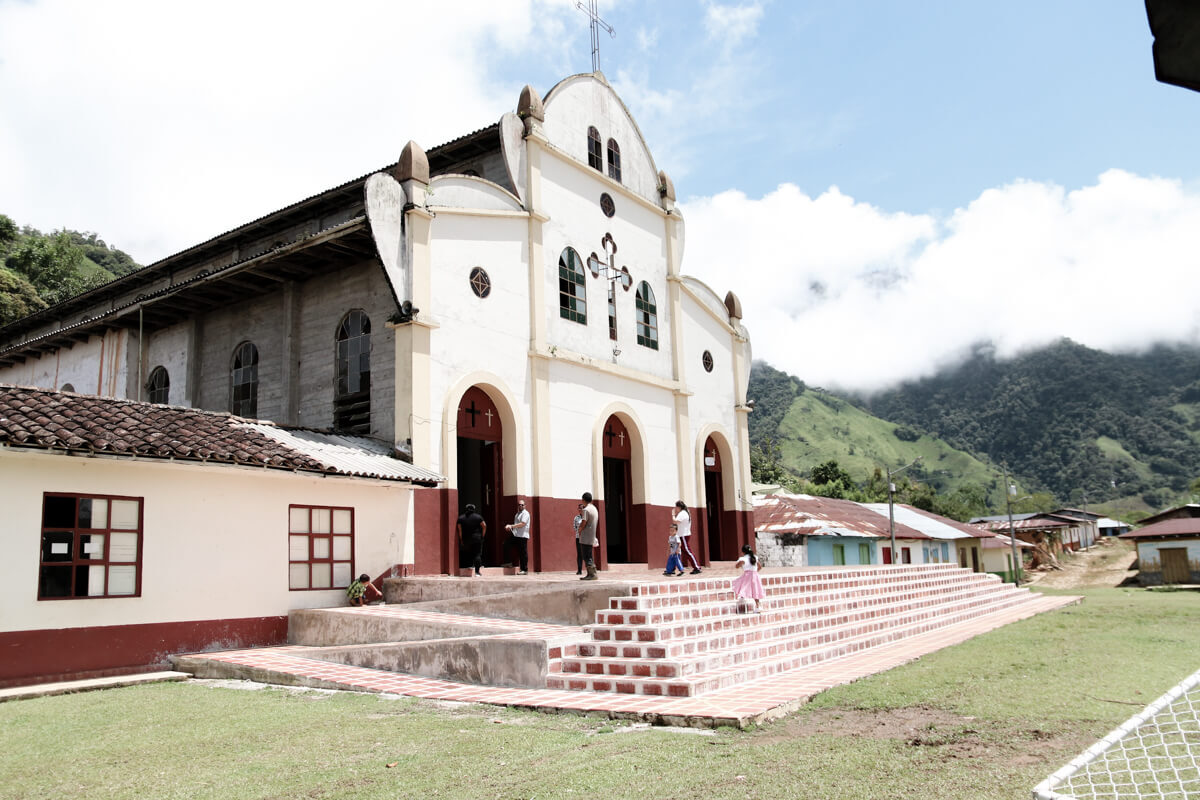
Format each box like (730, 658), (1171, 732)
(1026, 537), (1137, 590)
(762, 705), (1100, 766)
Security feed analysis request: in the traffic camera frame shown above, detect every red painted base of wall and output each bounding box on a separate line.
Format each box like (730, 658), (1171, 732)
(0, 616), (288, 688)
(411, 487), (755, 575)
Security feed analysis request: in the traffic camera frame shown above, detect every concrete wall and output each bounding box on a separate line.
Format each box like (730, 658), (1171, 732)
(808, 537), (877, 566)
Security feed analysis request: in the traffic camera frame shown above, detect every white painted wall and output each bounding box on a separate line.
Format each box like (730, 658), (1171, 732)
(1137, 539), (1200, 568)
(0, 448), (413, 634)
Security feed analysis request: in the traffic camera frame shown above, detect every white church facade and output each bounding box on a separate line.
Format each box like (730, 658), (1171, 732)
(0, 74), (754, 681)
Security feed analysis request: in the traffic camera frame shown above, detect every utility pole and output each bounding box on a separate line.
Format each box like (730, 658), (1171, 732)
(1004, 464), (1021, 585)
(887, 457), (921, 565)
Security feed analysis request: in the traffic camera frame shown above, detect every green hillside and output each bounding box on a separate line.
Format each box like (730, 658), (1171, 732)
(776, 388), (1002, 499)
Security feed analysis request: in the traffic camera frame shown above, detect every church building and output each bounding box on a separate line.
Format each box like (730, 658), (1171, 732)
(0, 72), (754, 590)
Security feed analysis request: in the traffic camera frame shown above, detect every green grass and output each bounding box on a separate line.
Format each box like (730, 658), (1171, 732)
(2, 588), (1198, 800)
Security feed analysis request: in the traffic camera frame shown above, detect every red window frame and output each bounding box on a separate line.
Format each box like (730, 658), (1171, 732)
(288, 504), (355, 591)
(38, 492), (144, 600)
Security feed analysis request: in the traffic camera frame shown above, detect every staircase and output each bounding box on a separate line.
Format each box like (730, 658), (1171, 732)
(547, 563), (1046, 697)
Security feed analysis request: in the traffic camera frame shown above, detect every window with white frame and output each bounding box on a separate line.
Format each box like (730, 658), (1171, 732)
(38, 493), (143, 600)
(288, 505), (354, 590)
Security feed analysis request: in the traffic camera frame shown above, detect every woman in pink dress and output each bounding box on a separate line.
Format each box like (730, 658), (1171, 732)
(731, 544), (765, 613)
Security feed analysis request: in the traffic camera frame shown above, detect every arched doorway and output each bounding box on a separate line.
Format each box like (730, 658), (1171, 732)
(602, 415), (632, 563)
(703, 435), (731, 561)
(456, 386), (503, 568)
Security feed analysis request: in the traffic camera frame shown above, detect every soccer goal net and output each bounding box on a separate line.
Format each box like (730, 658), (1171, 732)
(1033, 667), (1200, 799)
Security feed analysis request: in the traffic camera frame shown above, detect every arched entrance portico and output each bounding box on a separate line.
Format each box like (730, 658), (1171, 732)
(602, 415), (633, 563)
(456, 386), (504, 568)
(698, 430), (739, 562)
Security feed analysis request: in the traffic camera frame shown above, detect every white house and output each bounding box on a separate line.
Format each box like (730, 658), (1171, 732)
(0, 385), (442, 686)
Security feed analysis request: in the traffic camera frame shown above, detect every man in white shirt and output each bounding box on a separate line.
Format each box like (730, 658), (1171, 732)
(504, 500), (531, 574)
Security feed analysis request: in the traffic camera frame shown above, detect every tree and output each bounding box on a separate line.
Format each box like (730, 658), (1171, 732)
(751, 438), (793, 487)
(811, 459), (854, 487)
(0, 267), (48, 325)
(5, 231), (98, 305)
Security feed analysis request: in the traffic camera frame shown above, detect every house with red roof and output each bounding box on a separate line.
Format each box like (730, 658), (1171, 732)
(1120, 512), (1200, 586)
(0, 385), (442, 687)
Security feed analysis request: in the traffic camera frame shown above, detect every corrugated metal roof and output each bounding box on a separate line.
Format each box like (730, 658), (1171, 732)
(753, 493), (925, 540)
(243, 423), (444, 484)
(863, 504), (985, 540)
(1120, 517), (1200, 539)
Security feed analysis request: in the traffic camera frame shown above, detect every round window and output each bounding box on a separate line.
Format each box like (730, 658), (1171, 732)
(469, 267), (491, 298)
(600, 192), (615, 218)
(702, 350), (714, 373)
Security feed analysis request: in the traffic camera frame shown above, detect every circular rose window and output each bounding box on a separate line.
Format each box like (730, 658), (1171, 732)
(469, 267), (491, 298)
(600, 192), (615, 218)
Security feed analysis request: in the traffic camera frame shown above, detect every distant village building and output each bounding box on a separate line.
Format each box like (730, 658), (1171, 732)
(1121, 505), (1200, 585)
(753, 494), (993, 573)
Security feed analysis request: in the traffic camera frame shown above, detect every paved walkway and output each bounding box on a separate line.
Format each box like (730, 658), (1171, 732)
(189, 590), (1079, 727)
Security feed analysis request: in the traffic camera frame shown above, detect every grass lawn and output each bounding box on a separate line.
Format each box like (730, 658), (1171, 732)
(2, 587), (1197, 800)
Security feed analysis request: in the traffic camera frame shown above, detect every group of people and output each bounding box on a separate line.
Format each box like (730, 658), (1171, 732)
(355, 495), (764, 612)
(451, 495), (762, 610)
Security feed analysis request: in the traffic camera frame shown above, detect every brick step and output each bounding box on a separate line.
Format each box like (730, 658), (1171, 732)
(610, 565), (969, 611)
(574, 580), (1024, 661)
(548, 587), (1043, 696)
(585, 578), (1024, 644)
(565, 584), (1033, 680)
(596, 571), (1007, 626)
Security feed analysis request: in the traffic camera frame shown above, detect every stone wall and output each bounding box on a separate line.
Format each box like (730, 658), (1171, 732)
(755, 531), (807, 568)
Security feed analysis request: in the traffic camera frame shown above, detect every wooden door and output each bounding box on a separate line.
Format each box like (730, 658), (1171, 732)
(1160, 548), (1189, 584)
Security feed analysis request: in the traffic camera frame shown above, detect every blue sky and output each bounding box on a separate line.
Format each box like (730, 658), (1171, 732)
(2, 1), (1199, 391)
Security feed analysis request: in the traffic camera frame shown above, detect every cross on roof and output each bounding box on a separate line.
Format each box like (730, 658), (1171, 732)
(575, 0), (615, 73)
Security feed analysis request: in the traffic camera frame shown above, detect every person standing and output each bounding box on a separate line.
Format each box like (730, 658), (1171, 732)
(663, 523), (684, 576)
(573, 502), (586, 575)
(456, 503), (486, 577)
(504, 500), (531, 574)
(578, 492), (600, 580)
(674, 500), (702, 574)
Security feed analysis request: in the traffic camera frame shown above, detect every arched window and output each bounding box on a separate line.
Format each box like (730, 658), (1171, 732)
(558, 248), (587, 324)
(230, 341), (259, 418)
(635, 282), (658, 350)
(60, 383), (75, 393)
(587, 126), (603, 171)
(146, 367), (169, 404)
(335, 310), (371, 434)
(606, 138), (621, 183)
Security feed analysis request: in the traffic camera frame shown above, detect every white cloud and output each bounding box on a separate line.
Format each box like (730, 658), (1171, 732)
(703, 2), (764, 45)
(681, 170), (1200, 393)
(0, 0), (569, 263)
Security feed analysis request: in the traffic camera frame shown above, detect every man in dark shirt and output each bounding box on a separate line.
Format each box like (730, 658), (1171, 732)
(457, 503), (487, 577)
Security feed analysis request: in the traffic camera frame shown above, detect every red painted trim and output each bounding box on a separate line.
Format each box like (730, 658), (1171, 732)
(0, 616), (288, 688)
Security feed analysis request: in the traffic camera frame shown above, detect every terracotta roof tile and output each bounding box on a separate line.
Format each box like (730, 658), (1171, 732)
(0, 384), (444, 485)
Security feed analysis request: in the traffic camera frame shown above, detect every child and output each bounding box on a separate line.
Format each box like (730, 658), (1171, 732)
(731, 544), (764, 612)
(663, 524), (685, 576)
(346, 573), (383, 607)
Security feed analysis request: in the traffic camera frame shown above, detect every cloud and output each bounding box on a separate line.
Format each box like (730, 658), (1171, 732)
(0, 0), (570, 263)
(680, 170), (1200, 393)
(703, 2), (764, 45)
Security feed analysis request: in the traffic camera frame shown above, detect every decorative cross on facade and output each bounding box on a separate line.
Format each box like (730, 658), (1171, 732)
(604, 425), (616, 447)
(575, 0), (615, 73)
(462, 401), (480, 426)
(618, 431), (625, 446)
(484, 408), (494, 426)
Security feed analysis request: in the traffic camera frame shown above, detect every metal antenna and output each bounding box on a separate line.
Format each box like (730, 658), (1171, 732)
(575, 0), (615, 73)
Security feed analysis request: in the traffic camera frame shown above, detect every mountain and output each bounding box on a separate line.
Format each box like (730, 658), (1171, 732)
(748, 339), (1200, 518)
(851, 339), (1200, 511)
